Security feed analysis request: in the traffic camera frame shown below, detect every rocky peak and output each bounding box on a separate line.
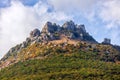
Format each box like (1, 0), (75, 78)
(77, 24), (86, 32)
(41, 21), (60, 33)
(102, 38), (111, 45)
(30, 28), (40, 38)
(2, 20), (120, 71)
(1, 21), (98, 62)
(62, 20), (76, 30)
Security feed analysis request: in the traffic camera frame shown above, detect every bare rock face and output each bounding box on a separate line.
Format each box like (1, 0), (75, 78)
(41, 22), (60, 33)
(62, 20), (76, 31)
(28, 21), (97, 43)
(30, 29), (40, 37)
(102, 38), (111, 45)
(77, 24), (86, 33)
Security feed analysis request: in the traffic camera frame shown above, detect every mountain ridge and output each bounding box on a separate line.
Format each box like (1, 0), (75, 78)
(0, 20), (120, 70)
(1, 20), (97, 61)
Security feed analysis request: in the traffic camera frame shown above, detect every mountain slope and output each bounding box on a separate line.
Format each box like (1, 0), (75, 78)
(0, 51), (120, 80)
(0, 21), (98, 68)
(0, 21), (120, 79)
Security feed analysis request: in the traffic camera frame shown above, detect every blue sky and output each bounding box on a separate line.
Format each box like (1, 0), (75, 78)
(0, 0), (120, 58)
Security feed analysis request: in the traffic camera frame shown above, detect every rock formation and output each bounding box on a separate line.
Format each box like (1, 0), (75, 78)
(1, 20), (97, 62)
(62, 20), (76, 31)
(30, 29), (40, 38)
(41, 22), (60, 33)
(102, 38), (111, 45)
(1, 20), (120, 70)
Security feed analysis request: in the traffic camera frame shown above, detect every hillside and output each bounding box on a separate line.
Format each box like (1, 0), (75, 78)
(0, 20), (98, 69)
(0, 52), (120, 80)
(0, 21), (120, 80)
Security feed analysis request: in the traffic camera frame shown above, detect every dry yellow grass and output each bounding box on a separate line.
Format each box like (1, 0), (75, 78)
(49, 34), (80, 45)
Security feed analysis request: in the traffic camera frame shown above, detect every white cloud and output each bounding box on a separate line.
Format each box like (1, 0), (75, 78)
(0, 0), (71, 58)
(48, 0), (99, 23)
(48, 0), (97, 12)
(98, 0), (120, 44)
(99, 0), (120, 24)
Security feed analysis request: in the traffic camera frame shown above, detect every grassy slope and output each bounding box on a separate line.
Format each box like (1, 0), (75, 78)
(0, 51), (120, 80)
(0, 41), (120, 80)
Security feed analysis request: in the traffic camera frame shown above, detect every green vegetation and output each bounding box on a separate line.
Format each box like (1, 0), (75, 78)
(1, 20), (120, 80)
(5, 41), (120, 62)
(0, 51), (120, 80)
(0, 41), (120, 80)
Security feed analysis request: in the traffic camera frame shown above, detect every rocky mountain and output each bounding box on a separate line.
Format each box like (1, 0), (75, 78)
(26, 21), (95, 42)
(0, 20), (120, 70)
(0, 21), (120, 80)
(0, 21), (96, 59)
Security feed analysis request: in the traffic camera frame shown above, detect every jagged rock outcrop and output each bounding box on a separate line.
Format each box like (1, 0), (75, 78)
(102, 38), (111, 45)
(62, 20), (76, 31)
(30, 29), (40, 37)
(102, 38), (111, 44)
(41, 22), (60, 33)
(61, 21), (96, 42)
(39, 20), (97, 42)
